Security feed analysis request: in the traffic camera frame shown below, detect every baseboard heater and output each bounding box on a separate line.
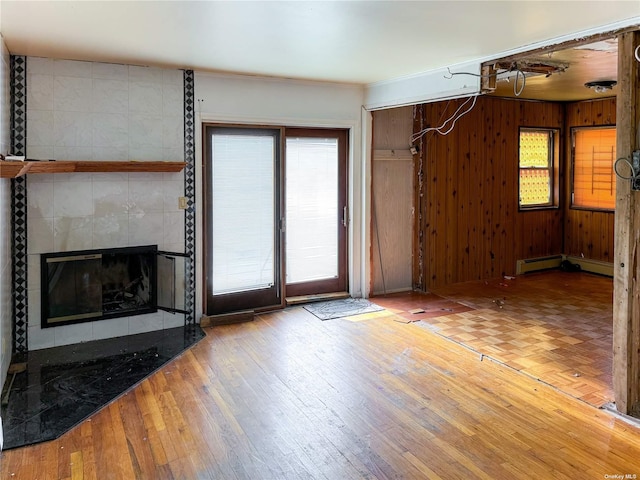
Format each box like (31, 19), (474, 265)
(564, 256), (614, 277)
(516, 254), (613, 277)
(516, 255), (563, 274)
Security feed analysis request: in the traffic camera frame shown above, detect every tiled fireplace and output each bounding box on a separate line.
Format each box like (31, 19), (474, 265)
(0, 56), (199, 450)
(19, 57), (193, 350)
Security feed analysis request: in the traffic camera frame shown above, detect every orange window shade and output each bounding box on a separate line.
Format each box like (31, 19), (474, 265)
(573, 128), (616, 210)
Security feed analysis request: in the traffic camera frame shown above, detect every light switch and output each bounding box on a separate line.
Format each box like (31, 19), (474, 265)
(178, 197), (187, 209)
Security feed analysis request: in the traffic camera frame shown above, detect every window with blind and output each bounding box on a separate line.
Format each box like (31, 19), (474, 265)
(519, 128), (558, 209)
(204, 126), (283, 315)
(210, 132), (276, 295)
(571, 126), (616, 211)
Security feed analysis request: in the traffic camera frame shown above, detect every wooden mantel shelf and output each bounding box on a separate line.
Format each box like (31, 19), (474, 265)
(0, 160), (187, 178)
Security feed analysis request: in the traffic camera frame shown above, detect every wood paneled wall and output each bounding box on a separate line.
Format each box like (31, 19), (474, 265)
(413, 96), (564, 290)
(563, 98), (616, 262)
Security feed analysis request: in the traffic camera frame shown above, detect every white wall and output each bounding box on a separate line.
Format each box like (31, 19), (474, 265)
(365, 61), (481, 110)
(0, 34), (12, 390)
(25, 57), (186, 350)
(194, 72), (366, 314)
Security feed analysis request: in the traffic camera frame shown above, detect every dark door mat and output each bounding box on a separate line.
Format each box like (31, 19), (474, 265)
(1, 325), (205, 450)
(303, 298), (384, 320)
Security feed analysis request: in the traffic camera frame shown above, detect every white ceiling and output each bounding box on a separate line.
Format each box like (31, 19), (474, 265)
(0, 1), (639, 86)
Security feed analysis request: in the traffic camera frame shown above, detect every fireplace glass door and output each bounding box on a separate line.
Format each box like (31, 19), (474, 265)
(157, 251), (189, 314)
(45, 253), (104, 323)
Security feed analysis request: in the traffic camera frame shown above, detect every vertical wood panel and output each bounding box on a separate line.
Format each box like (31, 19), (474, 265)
(564, 98), (616, 263)
(371, 106), (414, 294)
(414, 96), (564, 290)
(613, 30), (640, 416)
(371, 157), (413, 294)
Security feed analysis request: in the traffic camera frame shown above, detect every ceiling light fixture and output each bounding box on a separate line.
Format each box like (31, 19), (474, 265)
(584, 80), (617, 93)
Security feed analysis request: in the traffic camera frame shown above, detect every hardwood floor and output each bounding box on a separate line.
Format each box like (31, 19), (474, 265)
(373, 271), (613, 407)
(2, 279), (639, 479)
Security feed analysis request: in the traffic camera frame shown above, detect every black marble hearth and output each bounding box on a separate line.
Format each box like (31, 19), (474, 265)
(1, 325), (205, 450)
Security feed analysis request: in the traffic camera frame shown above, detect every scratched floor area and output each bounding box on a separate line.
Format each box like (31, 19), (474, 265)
(372, 271), (613, 407)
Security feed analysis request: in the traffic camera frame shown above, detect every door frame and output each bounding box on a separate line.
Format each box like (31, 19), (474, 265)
(202, 123), (286, 315)
(197, 111), (365, 320)
(284, 127), (349, 297)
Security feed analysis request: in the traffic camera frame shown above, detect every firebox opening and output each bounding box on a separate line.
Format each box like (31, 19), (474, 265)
(41, 245), (158, 328)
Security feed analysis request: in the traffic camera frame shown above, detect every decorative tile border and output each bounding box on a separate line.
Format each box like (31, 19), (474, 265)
(10, 55), (28, 353)
(183, 70), (196, 326)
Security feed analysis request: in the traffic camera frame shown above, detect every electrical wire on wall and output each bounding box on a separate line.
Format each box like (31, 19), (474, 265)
(410, 94), (479, 144)
(444, 66), (526, 97)
(410, 99), (466, 291)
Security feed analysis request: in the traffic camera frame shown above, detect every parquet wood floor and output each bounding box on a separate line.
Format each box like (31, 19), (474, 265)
(372, 270), (613, 407)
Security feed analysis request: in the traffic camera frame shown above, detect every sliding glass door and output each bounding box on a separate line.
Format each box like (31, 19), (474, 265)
(204, 126), (283, 314)
(203, 125), (348, 315)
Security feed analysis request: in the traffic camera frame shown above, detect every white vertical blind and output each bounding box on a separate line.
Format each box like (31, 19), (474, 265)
(211, 133), (275, 295)
(286, 137), (338, 284)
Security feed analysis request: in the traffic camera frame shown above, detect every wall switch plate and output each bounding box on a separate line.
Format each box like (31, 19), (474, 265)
(178, 197), (187, 209)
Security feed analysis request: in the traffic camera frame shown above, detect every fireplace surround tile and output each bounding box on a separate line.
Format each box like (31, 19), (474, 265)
(92, 146), (129, 161)
(27, 217), (54, 254)
(16, 57), (191, 352)
(163, 311), (185, 329)
(128, 212), (164, 246)
(128, 311), (164, 335)
(91, 62), (128, 81)
(92, 214), (129, 248)
(129, 65), (164, 83)
(53, 322), (93, 347)
(27, 323), (54, 350)
(26, 72), (53, 111)
(53, 59), (92, 78)
(128, 180), (165, 213)
(92, 180), (128, 215)
(53, 76), (93, 112)
(26, 56), (53, 75)
(53, 181), (94, 217)
(92, 316), (129, 340)
(52, 110), (94, 147)
(92, 78), (128, 113)
(53, 216), (94, 251)
(163, 87), (183, 118)
(26, 180), (54, 219)
(129, 82), (163, 115)
(26, 109), (53, 146)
